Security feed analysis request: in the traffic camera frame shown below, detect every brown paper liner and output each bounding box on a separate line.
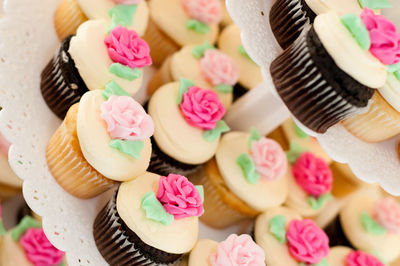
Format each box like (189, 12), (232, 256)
(0, 183), (21, 201)
(147, 56), (174, 95)
(142, 17), (180, 67)
(54, 0), (88, 41)
(46, 104), (116, 199)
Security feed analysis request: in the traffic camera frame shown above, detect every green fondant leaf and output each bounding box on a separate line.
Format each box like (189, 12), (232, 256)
(203, 120), (230, 142)
(177, 78), (195, 105)
(358, 0), (392, 9)
(395, 70), (400, 81)
(214, 84), (233, 94)
(186, 19), (210, 34)
(238, 44), (252, 61)
(307, 193), (332, 210)
(109, 63), (143, 81)
(237, 153), (260, 184)
(299, 263), (306, 266)
(195, 185), (204, 203)
(361, 211), (387, 235)
(312, 258), (329, 266)
(58, 261), (66, 266)
(341, 13), (371, 50)
(109, 139), (144, 159)
(108, 4), (138, 31)
(269, 215), (287, 244)
(286, 141), (308, 165)
(371, 250), (388, 265)
(192, 41), (216, 58)
(248, 127), (262, 148)
(0, 219), (6, 236)
(11, 216), (41, 241)
(141, 192), (174, 225)
(388, 62), (400, 73)
(102, 80), (130, 100)
(294, 122), (309, 139)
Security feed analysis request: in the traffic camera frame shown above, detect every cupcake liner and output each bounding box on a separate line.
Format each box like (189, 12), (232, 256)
(342, 93), (400, 143)
(54, 0), (88, 41)
(41, 36), (89, 119)
(324, 215), (354, 248)
(46, 105), (115, 199)
(93, 191), (182, 265)
(147, 56), (173, 96)
(269, 0), (315, 49)
(270, 27), (374, 133)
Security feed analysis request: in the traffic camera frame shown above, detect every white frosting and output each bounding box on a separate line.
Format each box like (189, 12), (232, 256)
(378, 73), (400, 112)
(215, 132), (288, 212)
(69, 20), (143, 95)
(117, 172), (199, 254)
(188, 239), (218, 266)
(305, 0), (362, 16)
(314, 11), (387, 88)
(77, 90), (151, 181)
(326, 246), (352, 266)
(0, 234), (33, 266)
(148, 82), (219, 164)
(76, 0), (149, 36)
(0, 153), (23, 188)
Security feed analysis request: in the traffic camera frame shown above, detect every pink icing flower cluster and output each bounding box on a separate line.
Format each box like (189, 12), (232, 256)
(112, 0), (142, 4)
(361, 8), (400, 65)
(292, 152), (332, 197)
(157, 174), (204, 219)
(210, 234), (265, 266)
(346, 250), (384, 266)
(105, 26), (152, 69)
(373, 197), (400, 234)
(0, 132), (11, 158)
(181, 0), (222, 24)
(200, 50), (240, 86)
(180, 86), (225, 130)
(250, 137), (287, 181)
(101, 95), (154, 141)
(286, 219), (329, 264)
(20, 228), (65, 266)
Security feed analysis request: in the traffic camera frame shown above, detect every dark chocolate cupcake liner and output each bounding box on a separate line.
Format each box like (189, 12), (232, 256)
(41, 35), (88, 119)
(324, 215), (354, 248)
(94, 191), (182, 266)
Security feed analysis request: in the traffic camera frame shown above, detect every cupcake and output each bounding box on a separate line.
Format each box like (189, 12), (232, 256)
(41, 20), (151, 118)
(188, 234), (265, 266)
(148, 43), (239, 108)
(219, 0), (233, 28)
(54, 0), (149, 40)
(46, 90), (153, 198)
(148, 80), (229, 176)
(271, 10), (390, 133)
(255, 206), (330, 265)
(190, 130), (288, 228)
(94, 172), (203, 265)
(143, 0), (221, 66)
(327, 246), (385, 266)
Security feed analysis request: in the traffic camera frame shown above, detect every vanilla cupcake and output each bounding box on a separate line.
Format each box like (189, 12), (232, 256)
(219, 0), (233, 27)
(54, 0), (149, 40)
(327, 246), (385, 266)
(47, 90), (153, 198)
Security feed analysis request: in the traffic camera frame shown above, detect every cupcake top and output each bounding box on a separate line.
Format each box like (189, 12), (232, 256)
(378, 72), (400, 112)
(117, 172), (202, 253)
(69, 20), (152, 95)
(305, 0), (363, 16)
(77, 90), (153, 181)
(148, 80), (229, 164)
(218, 24), (263, 90)
(149, 0), (220, 46)
(76, 0), (149, 36)
(0, 132), (22, 188)
(327, 246), (385, 266)
(340, 194), (400, 262)
(215, 130), (288, 212)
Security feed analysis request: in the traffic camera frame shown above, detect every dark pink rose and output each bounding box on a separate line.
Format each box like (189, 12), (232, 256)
(346, 250), (384, 266)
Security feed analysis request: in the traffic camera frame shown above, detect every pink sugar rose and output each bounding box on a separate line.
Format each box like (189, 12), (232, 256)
(181, 0), (222, 24)
(180, 86), (225, 130)
(287, 219), (329, 264)
(361, 8), (400, 65)
(292, 152), (332, 197)
(156, 174), (204, 219)
(20, 228), (65, 266)
(250, 137), (287, 181)
(104, 26), (152, 69)
(112, 0), (141, 4)
(101, 95), (154, 141)
(373, 197), (400, 234)
(210, 234), (265, 266)
(346, 250), (384, 266)
(200, 49), (240, 86)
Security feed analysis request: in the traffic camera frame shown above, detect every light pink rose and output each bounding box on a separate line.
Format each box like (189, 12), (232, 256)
(210, 234), (265, 266)
(104, 25), (152, 69)
(373, 197), (400, 234)
(292, 152), (332, 197)
(101, 95), (154, 141)
(200, 49), (240, 86)
(346, 250), (384, 266)
(112, 0), (142, 4)
(180, 86), (225, 130)
(20, 228), (65, 266)
(156, 174), (204, 219)
(181, 0), (222, 24)
(250, 137), (287, 181)
(0, 132), (10, 158)
(287, 219), (329, 264)
(361, 8), (400, 65)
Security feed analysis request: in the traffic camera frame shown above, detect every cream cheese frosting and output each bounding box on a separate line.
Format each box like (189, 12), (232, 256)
(0, 234), (33, 266)
(77, 90), (151, 181)
(326, 246), (352, 266)
(76, 0), (149, 36)
(215, 132), (288, 212)
(378, 73), (400, 112)
(314, 11), (387, 88)
(188, 239), (218, 266)
(148, 82), (219, 164)
(69, 20), (143, 95)
(117, 172), (199, 254)
(305, 0), (362, 16)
